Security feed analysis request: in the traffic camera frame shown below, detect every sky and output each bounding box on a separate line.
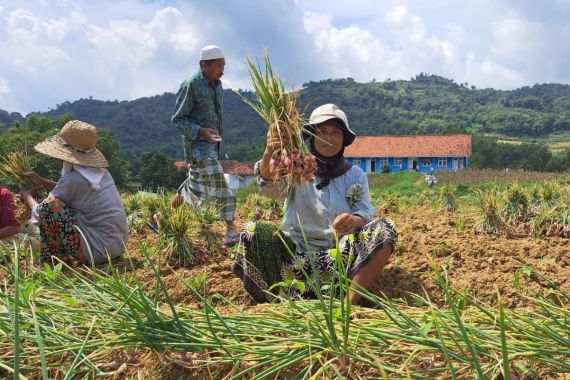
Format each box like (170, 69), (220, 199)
(1, 0), (570, 114)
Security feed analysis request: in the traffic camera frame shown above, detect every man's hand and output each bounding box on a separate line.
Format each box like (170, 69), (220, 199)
(199, 127), (221, 142)
(332, 213), (364, 236)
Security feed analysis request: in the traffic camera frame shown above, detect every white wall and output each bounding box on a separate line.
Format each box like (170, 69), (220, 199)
(224, 174), (255, 190)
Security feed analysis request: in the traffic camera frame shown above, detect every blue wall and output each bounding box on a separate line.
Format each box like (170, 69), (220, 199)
(347, 157), (468, 173)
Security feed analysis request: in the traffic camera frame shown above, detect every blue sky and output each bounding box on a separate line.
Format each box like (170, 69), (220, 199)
(1, 0), (569, 114)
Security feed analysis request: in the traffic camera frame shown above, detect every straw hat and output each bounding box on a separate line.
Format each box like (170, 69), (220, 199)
(34, 120), (108, 168)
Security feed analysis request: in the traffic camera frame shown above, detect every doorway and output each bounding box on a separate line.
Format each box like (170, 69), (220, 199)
(408, 157), (418, 171)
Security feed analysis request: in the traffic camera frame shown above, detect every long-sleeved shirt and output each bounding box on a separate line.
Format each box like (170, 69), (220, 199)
(171, 70), (223, 163)
(256, 163), (376, 251)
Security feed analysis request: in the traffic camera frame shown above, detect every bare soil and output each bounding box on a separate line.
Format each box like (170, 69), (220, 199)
(124, 205), (569, 311)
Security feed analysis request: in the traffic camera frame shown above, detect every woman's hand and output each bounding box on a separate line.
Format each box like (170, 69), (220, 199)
(259, 131), (285, 181)
(21, 171), (56, 191)
(20, 188), (33, 200)
(20, 188), (39, 209)
(332, 213), (365, 236)
(22, 171), (44, 186)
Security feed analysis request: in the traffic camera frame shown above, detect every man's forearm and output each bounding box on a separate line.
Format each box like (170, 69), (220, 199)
(174, 120), (202, 140)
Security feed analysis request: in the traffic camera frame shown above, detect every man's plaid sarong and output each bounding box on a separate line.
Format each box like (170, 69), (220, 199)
(178, 158), (236, 221)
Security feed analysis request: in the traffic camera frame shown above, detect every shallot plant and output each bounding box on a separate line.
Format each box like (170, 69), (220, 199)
(239, 52), (317, 187)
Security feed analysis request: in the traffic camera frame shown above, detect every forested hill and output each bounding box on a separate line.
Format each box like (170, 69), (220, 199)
(298, 75), (570, 137)
(2, 74), (570, 163)
(40, 91), (267, 162)
(0, 109), (24, 130)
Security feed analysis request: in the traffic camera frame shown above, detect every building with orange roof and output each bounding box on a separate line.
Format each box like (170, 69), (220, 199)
(344, 134), (472, 173)
(174, 159), (255, 189)
(220, 160), (255, 190)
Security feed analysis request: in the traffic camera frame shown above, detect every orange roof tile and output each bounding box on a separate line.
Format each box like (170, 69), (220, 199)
(174, 160), (187, 169)
(226, 164), (255, 176)
(220, 160), (254, 175)
(344, 134), (472, 158)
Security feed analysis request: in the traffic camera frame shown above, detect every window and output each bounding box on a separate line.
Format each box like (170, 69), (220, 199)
(395, 158), (403, 168)
(438, 157), (447, 167)
(422, 158), (431, 166)
(353, 158), (361, 167)
(380, 157), (388, 166)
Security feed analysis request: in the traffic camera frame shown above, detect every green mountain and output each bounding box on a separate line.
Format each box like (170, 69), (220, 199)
(0, 109), (25, 131)
(298, 75), (570, 136)
(38, 91), (267, 162)
(2, 74), (570, 163)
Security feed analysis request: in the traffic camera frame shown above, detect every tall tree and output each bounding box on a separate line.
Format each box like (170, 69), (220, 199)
(137, 150), (186, 191)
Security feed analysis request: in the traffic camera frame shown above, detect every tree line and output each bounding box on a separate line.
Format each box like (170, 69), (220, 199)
(1, 74), (570, 165)
(1, 115), (568, 195)
(1, 74), (570, 191)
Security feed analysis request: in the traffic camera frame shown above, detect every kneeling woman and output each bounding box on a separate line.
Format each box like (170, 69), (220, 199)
(233, 104), (397, 305)
(21, 120), (129, 265)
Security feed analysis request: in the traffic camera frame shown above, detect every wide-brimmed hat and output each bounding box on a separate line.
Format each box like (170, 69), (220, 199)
(302, 103), (357, 146)
(34, 120), (108, 168)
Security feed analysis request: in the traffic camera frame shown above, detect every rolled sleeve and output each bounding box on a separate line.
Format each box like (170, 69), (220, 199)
(30, 203), (41, 225)
(254, 161), (287, 200)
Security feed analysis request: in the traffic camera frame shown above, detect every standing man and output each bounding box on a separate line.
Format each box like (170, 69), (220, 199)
(171, 45), (238, 247)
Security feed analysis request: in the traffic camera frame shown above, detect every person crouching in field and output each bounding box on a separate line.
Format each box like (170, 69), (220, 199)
(20, 120), (129, 266)
(0, 186), (20, 240)
(232, 104), (398, 305)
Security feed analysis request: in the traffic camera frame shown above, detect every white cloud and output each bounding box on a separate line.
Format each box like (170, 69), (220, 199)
(2, 9), (74, 75)
(0, 78), (10, 94)
(303, 5), (528, 89)
(491, 14), (543, 61)
(384, 5), (407, 24)
(304, 11), (400, 79)
(463, 51), (524, 89)
(0, 0), (569, 113)
(489, 11), (570, 84)
(0, 4), (210, 112)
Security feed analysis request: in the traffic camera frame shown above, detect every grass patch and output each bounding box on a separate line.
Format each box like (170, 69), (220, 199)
(369, 171), (425, 198)
(234, 183), (258, 206)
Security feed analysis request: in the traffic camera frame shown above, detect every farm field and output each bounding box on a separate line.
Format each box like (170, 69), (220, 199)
(493, 131), (570, 154)
(1, 169), (569, 379)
